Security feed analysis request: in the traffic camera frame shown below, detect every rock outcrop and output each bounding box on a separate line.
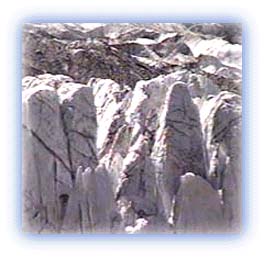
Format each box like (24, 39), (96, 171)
(22, 23), (242, 234)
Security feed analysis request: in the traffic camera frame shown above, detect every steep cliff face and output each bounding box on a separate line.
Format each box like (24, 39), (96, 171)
(22, 23), (242, 234)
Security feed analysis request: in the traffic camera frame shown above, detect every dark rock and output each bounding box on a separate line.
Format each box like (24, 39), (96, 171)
(23, 24), (162, 88)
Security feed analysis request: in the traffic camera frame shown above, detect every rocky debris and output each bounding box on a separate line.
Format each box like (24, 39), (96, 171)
(184, 35), (242, 69)
(22, 23), (242, 234)
(23, 23), (242, 95)
(185, 23), (242, 45)
(23, 24), (162, 88)
(23, 23), (103, 41)
(87, 23), (186, 43)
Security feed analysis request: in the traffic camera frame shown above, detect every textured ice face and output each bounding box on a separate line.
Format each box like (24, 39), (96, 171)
(22, 23), (242, 234)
